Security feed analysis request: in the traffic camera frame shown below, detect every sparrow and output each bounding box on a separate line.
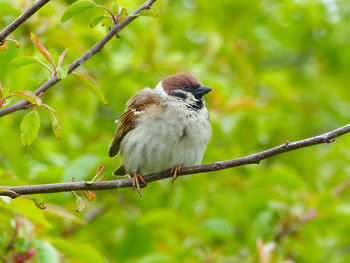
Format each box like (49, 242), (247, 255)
(109, 72), (212, 196)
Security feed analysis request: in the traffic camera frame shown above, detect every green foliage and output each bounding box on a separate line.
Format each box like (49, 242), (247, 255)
(10, 56), (43, 70)
(1, 0), (350, 262)
(61, 0), (97, 23)
(34, 240), (60, 263)
(49, 238), (105, 263)
(19, 109), (40, 146)
(0, 197), (51, 228)
(138, 9), (158, 17)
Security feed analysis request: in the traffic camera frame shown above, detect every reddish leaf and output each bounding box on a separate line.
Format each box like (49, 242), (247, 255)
(83, 190), (97, 201)
(6, 39), (20, 48)
(0, 43), (8, 51)
(14, 90), (42, 106)
(58, 48), (68, 67)
(30, 33), (56, 68)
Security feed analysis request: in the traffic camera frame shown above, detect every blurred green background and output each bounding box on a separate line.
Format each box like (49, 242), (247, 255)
(1, 0), (350, 262)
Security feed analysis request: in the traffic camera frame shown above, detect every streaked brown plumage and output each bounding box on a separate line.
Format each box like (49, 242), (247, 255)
(109, 73), (212, 196)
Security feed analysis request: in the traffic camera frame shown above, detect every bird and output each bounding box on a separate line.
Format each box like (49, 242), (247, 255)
(109, 72), (212, 196)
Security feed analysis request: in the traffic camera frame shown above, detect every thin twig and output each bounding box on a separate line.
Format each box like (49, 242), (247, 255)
(0, 0), (50, 43)
(96, 5), (117, 24)
(1, 123), (349, 197)
(274, 209), (317, 241)
(0, 0), (157, 117)
(332, 178), (350, 196)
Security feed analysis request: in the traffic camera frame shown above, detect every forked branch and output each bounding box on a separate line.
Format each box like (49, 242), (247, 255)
(0, 0), (157, 117)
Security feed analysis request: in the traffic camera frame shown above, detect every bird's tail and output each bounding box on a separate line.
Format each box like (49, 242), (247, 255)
(113, 164), (126, 176)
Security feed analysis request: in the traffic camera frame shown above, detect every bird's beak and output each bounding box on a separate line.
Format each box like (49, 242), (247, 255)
(195, 85), (212, 97)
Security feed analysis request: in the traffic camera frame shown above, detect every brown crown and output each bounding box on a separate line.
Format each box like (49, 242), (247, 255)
(161, 73), (202, 92)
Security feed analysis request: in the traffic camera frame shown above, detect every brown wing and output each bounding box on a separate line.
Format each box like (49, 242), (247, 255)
(109, 88), (162, 157)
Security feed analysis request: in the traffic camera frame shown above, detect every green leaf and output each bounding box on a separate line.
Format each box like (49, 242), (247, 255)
(14, 90), (42, 106)
(89, 15), (104, 28)
(0, 197), (51, 228)
(138, 9), (158, 17)
(57, 66), (68, 79)
(100, 15), (113, 31)
(20, 109), (40, 146)
(61, 0), (97, 23)
(49, 238), (105, 263)
(109, 2), (119, 14)
(43, 105), (61, 139)
(10, 56), (42, 69)
(199, 218), (233, 240)
(119, 7), (128, 18)
(34, 240), (60, 263)
(72, 72), (108, 104)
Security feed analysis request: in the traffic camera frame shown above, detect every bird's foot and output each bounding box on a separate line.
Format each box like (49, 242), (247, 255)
(171, 165), (182, 184)
(133, 171), (147, 197)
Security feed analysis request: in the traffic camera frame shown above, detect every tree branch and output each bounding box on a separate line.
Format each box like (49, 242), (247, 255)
(1, 123), (349, 198)
(0, 0), (50, 43)
(0, 0), (157, 117)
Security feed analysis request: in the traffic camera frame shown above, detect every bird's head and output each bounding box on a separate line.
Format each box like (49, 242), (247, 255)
(155, 73), (212, 110)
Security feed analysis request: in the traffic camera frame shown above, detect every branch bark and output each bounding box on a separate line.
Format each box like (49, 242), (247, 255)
(0, 0), (50, 43)
(1, 123), (349, 198)
(0, 0), (157, 117)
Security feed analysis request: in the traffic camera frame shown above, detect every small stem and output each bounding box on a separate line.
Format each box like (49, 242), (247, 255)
(41, 103), (51, 110)
(96, 5), (117, 24)
(3, 94), (14, 101)
(50, 61), (57, 72)
(38, 61), (53, 75)
(41, 103), (56, 113)
(0, 94), (14, 108)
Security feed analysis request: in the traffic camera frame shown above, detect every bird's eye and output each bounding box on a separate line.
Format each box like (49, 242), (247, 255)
(182, 83), (191, 90)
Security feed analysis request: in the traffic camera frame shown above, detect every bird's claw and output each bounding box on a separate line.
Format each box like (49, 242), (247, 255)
(133, 171), (147, 197)
(171, 165), (182, 184)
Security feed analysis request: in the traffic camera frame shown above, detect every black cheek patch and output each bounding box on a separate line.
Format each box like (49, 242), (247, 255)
(170, 91), (188, 100)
